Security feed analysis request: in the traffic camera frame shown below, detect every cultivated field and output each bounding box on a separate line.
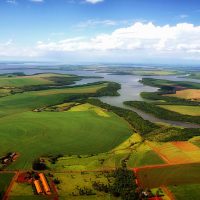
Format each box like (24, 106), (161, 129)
(167, 89), (200, 101)
(159, 105), (200, 116)
(0, 105), (131, 170)
(135, 162), (200, 188)
(146, 141), (200, 164)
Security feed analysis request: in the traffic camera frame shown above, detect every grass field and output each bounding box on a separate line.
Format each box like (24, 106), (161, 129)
(136, 162), (200, 188)
(169, 184), (200, 200)
(158, 105), (200, 116)
(0, 173), (14, 199)
(167, 89), (200, 101)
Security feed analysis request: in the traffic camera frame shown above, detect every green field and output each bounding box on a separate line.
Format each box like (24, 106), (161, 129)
(169, 184), (200, 200)
(0, 108), (131, 169)
(0, 73), (74, 87)
(0, 173), (14, 199)
(159, 105), (200, 116)
(45, 134), (164, 171)
(0, 83), (107, 118)
(127, 143), (165, 167)
(136, 163), (200, 188)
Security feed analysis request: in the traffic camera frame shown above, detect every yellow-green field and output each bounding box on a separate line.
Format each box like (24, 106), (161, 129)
(158, 105), (200, 116)
(146, 141), (200, 164)
(167, 89), (200, 101)
(69, 103), (110, 117)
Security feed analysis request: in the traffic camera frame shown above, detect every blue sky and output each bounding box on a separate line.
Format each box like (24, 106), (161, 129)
(0, 0), (200, 64)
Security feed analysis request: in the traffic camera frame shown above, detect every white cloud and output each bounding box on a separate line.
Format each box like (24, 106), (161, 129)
(37, 22), (200, 54)
(85, 0), (104, 4)
(1, 22), (200, 63)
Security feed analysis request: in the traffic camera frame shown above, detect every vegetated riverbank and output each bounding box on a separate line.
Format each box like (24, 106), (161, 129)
(127, 77), (200, 123)
(83, 99), (200, 142)
(124, 101), (200, 125)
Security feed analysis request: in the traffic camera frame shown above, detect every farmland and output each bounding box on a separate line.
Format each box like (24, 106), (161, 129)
(1, 72), (200, 200)
(158, 105), (200, 116)
(167, 89), (200, 101)
(135, 162), (200, 188)
(0, 100), (131, 169)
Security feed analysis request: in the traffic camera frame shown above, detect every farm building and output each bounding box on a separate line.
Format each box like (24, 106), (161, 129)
(39, 173), (51, 195)
(34, 180), (43, 194)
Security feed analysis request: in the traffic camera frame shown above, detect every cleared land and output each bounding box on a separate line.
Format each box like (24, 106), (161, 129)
(167, 89), (200, 101)
(158, 105), (200, 116)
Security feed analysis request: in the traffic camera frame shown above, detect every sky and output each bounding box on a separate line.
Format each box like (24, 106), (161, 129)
(0, 0), (200, 64)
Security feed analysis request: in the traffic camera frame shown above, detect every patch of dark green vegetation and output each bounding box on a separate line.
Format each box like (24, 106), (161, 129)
(93, 168), (139, 200)
(145, 127), (200, 142)
(140, 78), (200, 89)
(141, 92), (199, 106)
(125, 101), (200, 124)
